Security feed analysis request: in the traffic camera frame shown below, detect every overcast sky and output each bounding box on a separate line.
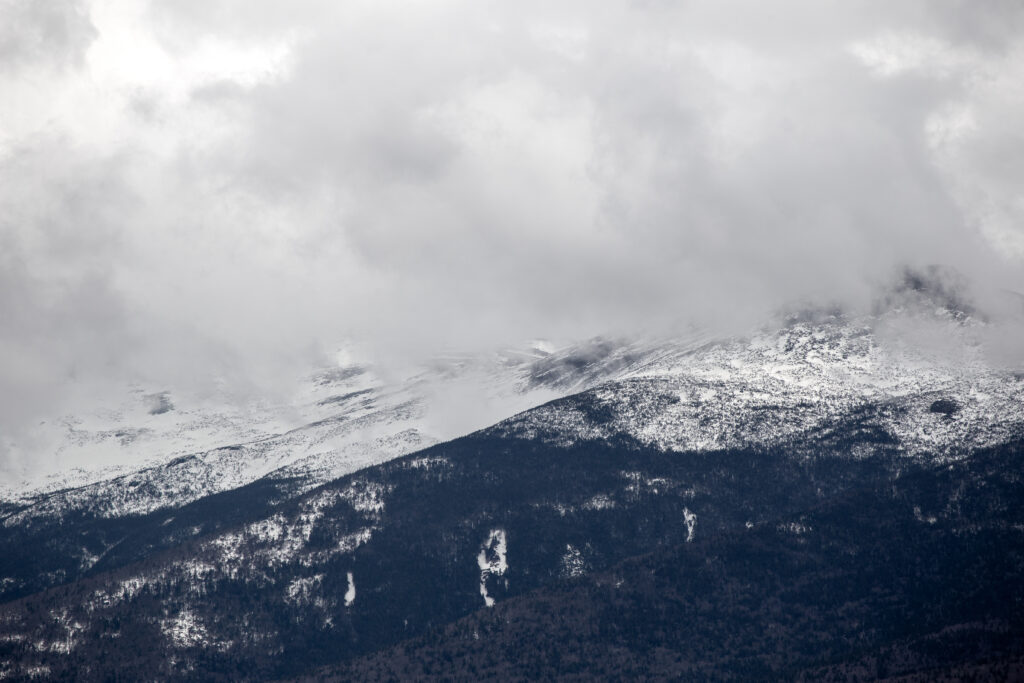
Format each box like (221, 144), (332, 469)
(2, 0), (1024, 448)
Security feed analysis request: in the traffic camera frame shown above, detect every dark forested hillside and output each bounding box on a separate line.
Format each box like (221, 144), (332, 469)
(0, 474), (296, 603)
(305, 440), (1024, 681)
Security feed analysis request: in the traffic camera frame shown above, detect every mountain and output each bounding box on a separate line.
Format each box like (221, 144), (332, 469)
(1, 295), (1023, 680)
(0, 338), (673, 603)
(498, 310), (1023, 460)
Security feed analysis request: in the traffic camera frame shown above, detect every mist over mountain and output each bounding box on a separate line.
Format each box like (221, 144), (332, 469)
(3, 0), (1024, 460)
(1, 266), (1019, 490)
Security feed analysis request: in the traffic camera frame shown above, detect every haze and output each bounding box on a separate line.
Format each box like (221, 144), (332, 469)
(2, 0), (1023, 462)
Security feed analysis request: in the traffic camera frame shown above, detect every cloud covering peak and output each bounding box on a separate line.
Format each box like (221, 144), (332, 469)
(2, 0), (1024, 449)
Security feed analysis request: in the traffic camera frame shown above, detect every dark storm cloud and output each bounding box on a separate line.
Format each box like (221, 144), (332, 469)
(2, 0), (1024, 462)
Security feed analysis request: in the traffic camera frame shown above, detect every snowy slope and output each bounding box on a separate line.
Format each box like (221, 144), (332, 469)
(4, 288), (1022, 528)
(0, 341), (643, 523)
(496, 307), (1024, 460)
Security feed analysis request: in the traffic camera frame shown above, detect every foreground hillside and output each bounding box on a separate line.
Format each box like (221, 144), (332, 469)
(310, 438), (1024, 681)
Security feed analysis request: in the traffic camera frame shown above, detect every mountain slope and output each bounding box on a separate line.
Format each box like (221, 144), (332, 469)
(499, 310), (1024, 459)
(1, 298), (1022, 679)
(310, 439), (1024, 681)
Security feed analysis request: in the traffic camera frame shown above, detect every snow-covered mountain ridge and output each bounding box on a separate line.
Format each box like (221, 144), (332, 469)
(4, 290), (1022, 530)
(494, 308), (1024, 460)
(0, 342), (619, 524)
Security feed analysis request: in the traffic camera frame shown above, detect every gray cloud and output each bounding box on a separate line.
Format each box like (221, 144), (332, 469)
(0, 0), (96, 69)
(2, 0), (1024, 463)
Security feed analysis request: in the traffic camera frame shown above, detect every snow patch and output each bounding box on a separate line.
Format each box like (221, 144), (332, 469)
(116, 577), (147, 602)
(161, 610), (208, 649)
(407, 456), (449, 470)
(337, 527), (373, 555)
(22, 665), (51, 679)
(338, 479), (389, 514)
(285, 574), (324, 606)
(561, 544), (587, 577)
(344, 572), (356, 607)
(779, 521), (812, 535)
(582, 494), (615, 511)
(683, 507), (697, 542)
(913, 505), (938, 524)
(477, 528), (508, 607)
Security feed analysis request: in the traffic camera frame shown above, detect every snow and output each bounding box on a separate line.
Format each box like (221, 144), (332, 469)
(561, 544), (587, 577)
(1, 339), (618, 526)
(406, 455), (449, 470)
(336, 528), (374, 554)
(161, 610), (208, 649)
(683, 508), (697, 542)
(493, 310), (1024, 464)
(206, 509), (375, 573)
(619, 472), (682, 498)
(582, 494), (616, 511)
(285, 574), (325, 607)
(477, 529), (508, 608)
(914, 506), (938, 524)
(22, 665), (51, 679)
(337, 480), (389, 514)
(778, 521), (812, 535)
(344, 572), (356, 607)
(116, 577), (147, 602)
